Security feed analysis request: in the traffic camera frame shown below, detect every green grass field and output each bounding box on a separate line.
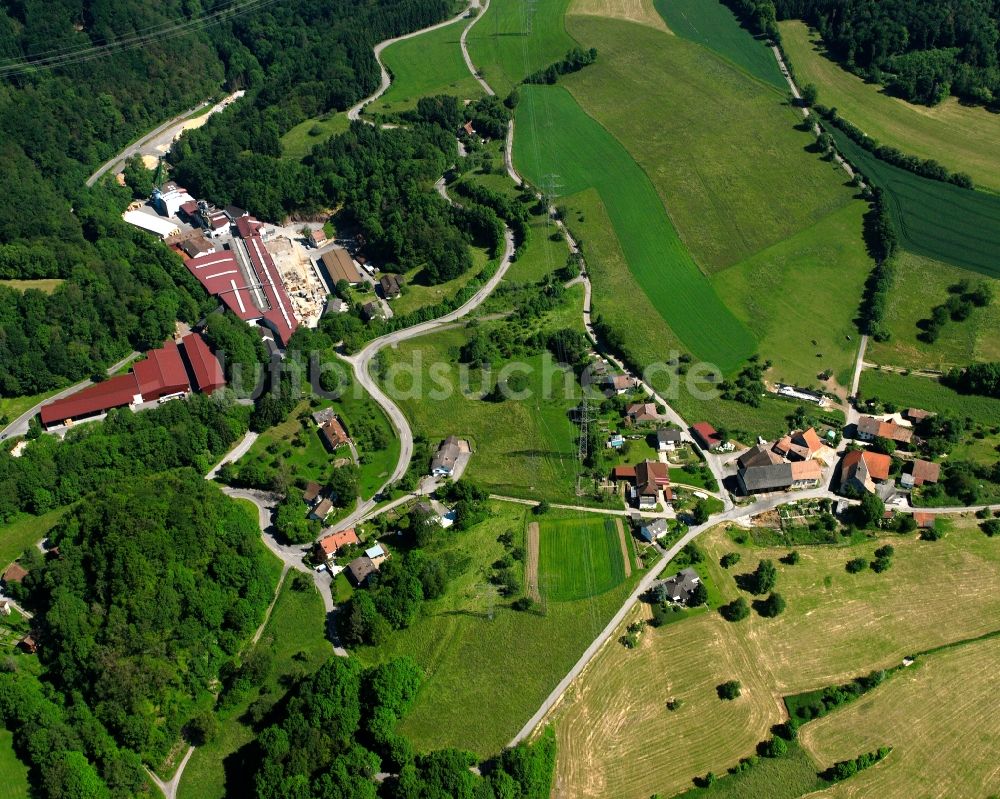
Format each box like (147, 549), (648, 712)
(715, 202), (872, 389)
(653, 0), (785, 89)
(0, 507), (67, 571)
(782, 20), (1000, 193)
(370, 12), (484, 116)
(0, 728), (29, 799)
(379, 326), (585, 504)
(562, 15), (854, 273)
(391, 246), (491, 317)
(672, 742), (824, 799)
(178, 573), (330, 799)
(865, 251), (1000, 371)
(538, 513), (626, 601)
(466, 0), (577, 96)
(279, 113), (350, 160)
(514, 84), (753, 371)
(0, 278), (64, 294)
(356, 502), (640, 755)
(859, 369), (1000, 428)
(829, 126), (1000, 278)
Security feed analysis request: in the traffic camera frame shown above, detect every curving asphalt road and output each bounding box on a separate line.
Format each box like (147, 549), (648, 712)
(347, 1), (480, 121)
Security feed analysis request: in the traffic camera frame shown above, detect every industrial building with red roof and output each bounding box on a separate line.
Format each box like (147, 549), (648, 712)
(39, 333), (225, 429)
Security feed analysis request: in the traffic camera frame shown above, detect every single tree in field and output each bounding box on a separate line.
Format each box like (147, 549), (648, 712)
(717, 680), (741, 700)
(800, 83), (819, 107)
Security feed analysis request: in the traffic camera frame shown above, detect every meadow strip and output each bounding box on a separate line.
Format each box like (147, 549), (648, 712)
(612, 517), (632, 578)
(526, 521), (542, 602)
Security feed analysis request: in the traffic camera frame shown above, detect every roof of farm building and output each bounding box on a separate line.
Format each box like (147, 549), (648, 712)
(132, 340), (190, 397)
(39, 374), (139, 425)
(181, 333), (226, 393)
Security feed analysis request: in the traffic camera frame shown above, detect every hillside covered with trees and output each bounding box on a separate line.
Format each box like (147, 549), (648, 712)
(727, 0), (1000, 107)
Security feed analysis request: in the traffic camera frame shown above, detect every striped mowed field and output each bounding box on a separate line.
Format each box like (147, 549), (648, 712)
(538, 513), (628, 601)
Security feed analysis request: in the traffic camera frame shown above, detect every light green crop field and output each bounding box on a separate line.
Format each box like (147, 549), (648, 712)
(370, 12), (484, 116)
(564, 189), (836, 439)
(466, 0), (577, 96)
(781, 20), (1000, 193)
(714, 202), (871, 390)
(357, 502), (640, 755)
(178, 571), (330, 799)
(865, 251), (1000, 371)
(859, 369), (1000, 428)
(539, 513), (626, 601)
(0, 728), (29, 799)
(514, 84), (754, 372)
(280, 113), (349, 160)
(0, 507), (67, 571)
(378, 327), (585, 504)
(391, 246), (490, 317)
(0, 278), (64, 294)
(653, 0), (784, 89)
(561, 15), (854, 273)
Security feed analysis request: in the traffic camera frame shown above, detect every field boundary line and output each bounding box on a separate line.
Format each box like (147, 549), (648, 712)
(613, 518), (631, 578)
(526, 522), (541, 602)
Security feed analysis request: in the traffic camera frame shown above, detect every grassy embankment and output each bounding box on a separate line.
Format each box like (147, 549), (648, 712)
(177, 574), (330, 799)
(781, 19), (1000, 194)
(355, 501), (642, 756)
(551, 520), (1000, 798)
(368, 11), (484, 117)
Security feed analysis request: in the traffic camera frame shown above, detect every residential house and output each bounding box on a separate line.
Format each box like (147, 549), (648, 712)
(365, 543), (388, 567)
(462, 121), (476, 137)
(605, 374), (637, 395)
(18, 635), (38, 654)
(856, 415), (914, 447)
(611, 465), (637, 483)
(656, 428), (683, 452)
(312, 408), (337, 426)
(840, 449), (893, 496)
(913, 512), (936, 530)
(1, 563), (27, 588)
(309, 498), (335, 521)
(627, 403), (661, 423)
(431, 436), (466, 477)
(303, 482), (323, 506)
(315, 528), (360, 562)
(346, 555), (377, 586)
(379, 274), (402, 299)
(905, 408), (933, 424)
(790, 459), (823, 488)
(362, 301), (384, 322)
(773, 428), (823, 461)
(319, 417), (350, 451)
(737, 443), (784, 470)
(653, 568), (701, 604)
(901, 459), (941, 489)
(691, 422), (723, 450)
(638, 518), (668, 543)
(635, 460), (671, 509)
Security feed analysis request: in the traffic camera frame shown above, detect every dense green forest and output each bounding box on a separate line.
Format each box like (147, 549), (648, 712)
(0, 0), (452, 400)
(726, 0), (1000, 107)
(1, 471), (277, 794)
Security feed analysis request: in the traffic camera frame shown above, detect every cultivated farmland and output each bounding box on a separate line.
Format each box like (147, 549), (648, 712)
(653, 0), (785, 89)
(569, 0), (667, 32)
(357, 503), (641, 756)
(513, 84), (754, 372)
(561, 15), (854, 272)
(465, 0), (577, 96)
(369, 12), (484, 116)
(829, 127), (1000, 278)
(782, 20), (1000, 193)
(552, 604), (786, 799)
(538, 512), (628, 601)
(799, 635), (1000, 799)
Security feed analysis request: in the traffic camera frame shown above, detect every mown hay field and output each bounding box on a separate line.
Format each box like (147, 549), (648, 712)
(513, 84), (754, 372)
(859, 369), (1000, 428)
(466, 0), (577, 96)
(830, 127), (1000, 278)
(653, 0), (784, 89)
(370, 12), (484, 115)
(0, 729), (29, 799)
(782, 20), (1000, 193)
(569, 0), (667, 32)
(539, 513), (627, 601)
(799, 635), (1000, 799)
(562, 15), (854, 272)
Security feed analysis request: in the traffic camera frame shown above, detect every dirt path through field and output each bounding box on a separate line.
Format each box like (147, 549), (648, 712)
(526, 522), (541, 602)
(613, 519), (632, 578)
